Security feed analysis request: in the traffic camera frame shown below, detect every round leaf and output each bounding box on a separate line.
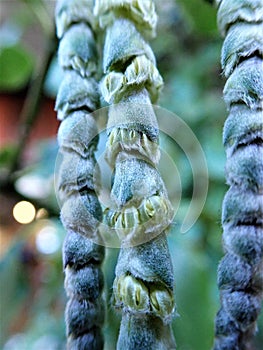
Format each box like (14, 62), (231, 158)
(0, 44), (34, 91)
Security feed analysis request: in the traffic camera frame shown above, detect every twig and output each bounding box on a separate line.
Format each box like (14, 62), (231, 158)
(7, 36), (56, 181)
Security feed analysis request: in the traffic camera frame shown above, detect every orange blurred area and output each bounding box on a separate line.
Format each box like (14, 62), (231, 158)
(0, 93), (59, 149)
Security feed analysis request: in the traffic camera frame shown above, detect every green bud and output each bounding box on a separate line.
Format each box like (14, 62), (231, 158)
(113, 274), (149, 312)
(149, 284), (175, 321)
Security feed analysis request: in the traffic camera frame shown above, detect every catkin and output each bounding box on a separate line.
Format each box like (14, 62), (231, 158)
(212, 0), (263, 349)
(55, 1), (105, 348)
(95, 0), (176, 348)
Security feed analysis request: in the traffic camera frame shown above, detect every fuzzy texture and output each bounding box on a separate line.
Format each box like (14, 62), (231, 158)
(117, 313), (176, 349)
(55, 0), (95, 38)
(55, 1), (105, 349)
(96, 1), (176, 348)
(223, 58), (263, 110)
(217, 0), (263, 36)
(58, 23), (98, 77)
(55, 71), (99, 120)
(94, 0), (157, 38)
(213, 1), (263, 349)
(221, 22), (263, 78)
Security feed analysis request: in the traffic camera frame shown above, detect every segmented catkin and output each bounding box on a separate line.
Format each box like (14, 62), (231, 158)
(95, 1), (176, 348)
(55, 1), (105, 348)
(212, 1), (263, 349)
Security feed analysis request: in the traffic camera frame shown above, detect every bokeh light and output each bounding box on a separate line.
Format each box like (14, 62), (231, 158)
(12, 201), (36, 224)
(35, 225), (60, 255)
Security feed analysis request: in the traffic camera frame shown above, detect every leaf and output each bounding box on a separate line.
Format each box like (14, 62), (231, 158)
(176, 0), (217, 35)
(0, 44), (34, 91)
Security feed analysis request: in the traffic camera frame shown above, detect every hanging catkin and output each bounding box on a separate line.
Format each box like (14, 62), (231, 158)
(94, 1), (176, 348)
(212, 1), (263, 349)
(55, 1), (105, 348)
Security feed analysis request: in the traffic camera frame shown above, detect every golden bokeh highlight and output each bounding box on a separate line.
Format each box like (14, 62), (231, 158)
(13, 201), (36, 224)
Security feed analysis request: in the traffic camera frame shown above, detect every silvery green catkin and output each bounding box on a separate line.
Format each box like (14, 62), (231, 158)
(55, 1), (105, 348)
(94, 1), (176, 348)
(212, 1), (263, 349)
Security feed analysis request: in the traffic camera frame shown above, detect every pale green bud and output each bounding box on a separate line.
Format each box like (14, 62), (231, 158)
(225, 146), (263, 192)
(55, 0), (95, 38)
(57, 153), (99, 204)
(55, 71), (99, 120)
(106, 88), (159, 143)
(113, 274), (149, 312)
(58, 23), (98, 77)
(102, 18), (156, 73)
(101, 55), (163, 103)
(217, 0), (263, 36)
(222, 187), (263, 226)
(64, 265), (104, 300)
(223, 106), (262, 156)
(223, 58), (263, 110)
(57, 111), (98, 158)
(222, 23), (263, 77)
(66, 298), (105, 336)
(223, 224), (263, 264)
(63, 230), (105, 269)
(94, 0), (157, 38)
(117, 313), (176, 350)
(61, 194), (102, 239)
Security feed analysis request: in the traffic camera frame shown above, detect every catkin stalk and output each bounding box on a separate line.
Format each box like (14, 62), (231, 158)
(211, 1), (263, 349)
(95, 0), (176, 348)
(55, 1), (105, 348)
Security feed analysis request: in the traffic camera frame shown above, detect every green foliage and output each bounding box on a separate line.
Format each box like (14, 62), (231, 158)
(175, 0), (218, 35)
(0, 44), (34, 91)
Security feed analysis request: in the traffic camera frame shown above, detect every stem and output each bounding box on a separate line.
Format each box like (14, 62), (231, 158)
(7, 36), (56, 180)
(55, 1), (105, 348)
(211, 1), (263, 349)
(96, 1), (176, 348)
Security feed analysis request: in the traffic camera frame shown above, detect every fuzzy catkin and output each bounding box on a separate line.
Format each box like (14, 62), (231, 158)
(55, 1), (105, 348)
(95, 0), (176, 348)
(212, 1), (263, 349)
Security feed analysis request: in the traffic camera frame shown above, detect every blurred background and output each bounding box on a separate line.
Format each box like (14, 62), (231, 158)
(0, 0), (262, 349)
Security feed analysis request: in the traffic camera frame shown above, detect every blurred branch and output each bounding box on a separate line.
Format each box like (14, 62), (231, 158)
(6, 35), (57, 183)
(1, 180), (59, 218)
(22, 0), (55, 38)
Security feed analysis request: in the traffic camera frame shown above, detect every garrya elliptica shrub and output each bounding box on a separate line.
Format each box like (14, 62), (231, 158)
(210, 0), (263, 349)
(55, 0), (176, 348)
(54, 0), (263, 349)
